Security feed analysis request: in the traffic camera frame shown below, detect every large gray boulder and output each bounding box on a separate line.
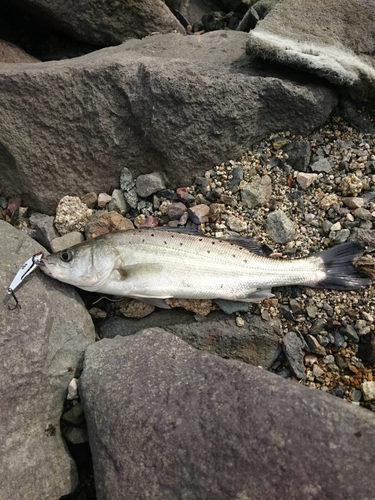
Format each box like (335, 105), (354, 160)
(100, 309), (282, 368)
(0, 31), (338, 214)
(247, 0), (375, 111)
(80, 328), (375, 500)
(9, 0), (184, 46)
(0, 220), (95, 499)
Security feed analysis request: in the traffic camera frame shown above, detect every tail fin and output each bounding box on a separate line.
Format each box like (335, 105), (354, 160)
(313, 241), (371, 290)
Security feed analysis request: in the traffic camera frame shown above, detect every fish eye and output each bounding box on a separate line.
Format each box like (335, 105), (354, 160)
(60, 250), (73, 262)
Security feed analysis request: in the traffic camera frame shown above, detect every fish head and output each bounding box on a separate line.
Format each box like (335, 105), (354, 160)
(40, 237), (119, 292)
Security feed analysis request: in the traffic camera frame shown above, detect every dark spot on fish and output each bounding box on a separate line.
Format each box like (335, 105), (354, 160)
(354, 431), (362, 438)
(199, 238), (202, 241)
(171, 235), (174, 238)
(180, 243), (183, 246)
(232, 254), (236, 258)
(212, 241), (215, 245)
(142, 239), (145, 243)
(207, 250), (210, 254)
(244, 259), (248, 263)
(151, 234), (154, 237)
(164, 241), (167, 244)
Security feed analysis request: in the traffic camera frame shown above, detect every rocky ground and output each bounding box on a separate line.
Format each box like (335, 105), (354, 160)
(2, 113), (375, 413)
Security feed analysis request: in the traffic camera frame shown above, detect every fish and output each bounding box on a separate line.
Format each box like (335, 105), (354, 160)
(39, 228), (371, 306)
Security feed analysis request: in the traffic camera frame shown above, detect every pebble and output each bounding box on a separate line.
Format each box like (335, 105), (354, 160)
(282, 331), (306, 380)
(283, 140), (311, 171)
(29, 212), (59, 251)
(312, 364), (325, 379)
(119, 299), (155, 319)
(97, 192), (112, 208)
(51, 232), (84, 253)
(227, 215), (247, 233)
(311, 158), (332, 173)
(215, 299), (249, 315)
(235, 316), (245, 327)
(306, 335), (326, 356)
(81, 192), (98, 209)
(138, 216), (159, 228)
(362, 381), (375, 401)
(296, 172), (317, 190)
(85, 211), (133, 239)
(67, 378), (79, 400)
(322, 355), (335, 365)
(266, 210), (296, 244)
(108, 189), (129, 215)
(353, 207), (372, 220)
(54, 195), (93, 235)
(240, 175), (272, 209)
(342, 197), (364, 209)
(339, 174), (363, 196)
(209, 203), (226, 221)
(6, 197), (21, 217)
(120, 167), (135, 192)
(168, 202), (187, 220)
(188, 204), (210, 224)
(135, 172), (166, 198)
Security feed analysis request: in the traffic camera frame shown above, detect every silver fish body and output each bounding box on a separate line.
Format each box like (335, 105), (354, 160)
(39, 228), (370, 302)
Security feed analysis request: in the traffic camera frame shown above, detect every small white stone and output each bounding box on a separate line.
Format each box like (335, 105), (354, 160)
(67, 378), (79, 400)
(330, 221), (341, 231)
(98, 192), (112, 208)
(296, 172), (318, 190)
(235, 316), (245, 327)
(362, 381), (375, 401)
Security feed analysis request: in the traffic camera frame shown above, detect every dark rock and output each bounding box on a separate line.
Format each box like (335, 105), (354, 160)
(266, 210), (296, 244)
(80, 328), (375, 500)
(101, 310), (282, 369)
(282, 330), (306, 379)
(283, 140), (312, 172)
(339, 324), (359, 342)
(306, 334), (326, 356)
(237, 7), (259, 32)
(11, 0), (184, 46)
(168, 202), (187, 220)
(0, 31), (337, 214)
(0, 220), (95, 499)
(227, 166), (244, 192)
(329, 385), (348, 399)
(29, 212), (59, 252)
(136, 172), (166, 198)
(358, 331), (375, 365)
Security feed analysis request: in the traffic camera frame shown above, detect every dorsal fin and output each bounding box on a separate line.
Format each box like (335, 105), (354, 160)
(152, 226), (273, 257)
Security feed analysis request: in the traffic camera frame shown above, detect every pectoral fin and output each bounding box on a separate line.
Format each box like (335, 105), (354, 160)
(116, 263), (164, 281)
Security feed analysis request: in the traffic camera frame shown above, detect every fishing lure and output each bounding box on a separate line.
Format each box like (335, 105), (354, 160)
(6, 252), (44, 310)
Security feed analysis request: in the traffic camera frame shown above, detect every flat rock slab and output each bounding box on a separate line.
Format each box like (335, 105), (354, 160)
(0, 31), (338, 214)
(247, 0), (375, 110)
(0, 220), (95, 499)
(80, 328), (375, 500)
(100, 309), (282, 368)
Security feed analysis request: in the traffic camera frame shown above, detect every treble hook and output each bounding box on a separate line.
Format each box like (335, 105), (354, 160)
(6, 252), (44, 311)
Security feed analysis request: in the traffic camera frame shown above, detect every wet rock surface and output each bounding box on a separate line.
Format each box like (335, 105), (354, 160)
(80, 329), (375, 500)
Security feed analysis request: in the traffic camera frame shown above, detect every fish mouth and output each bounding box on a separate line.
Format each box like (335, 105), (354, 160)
(39, 259), (54, 277)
